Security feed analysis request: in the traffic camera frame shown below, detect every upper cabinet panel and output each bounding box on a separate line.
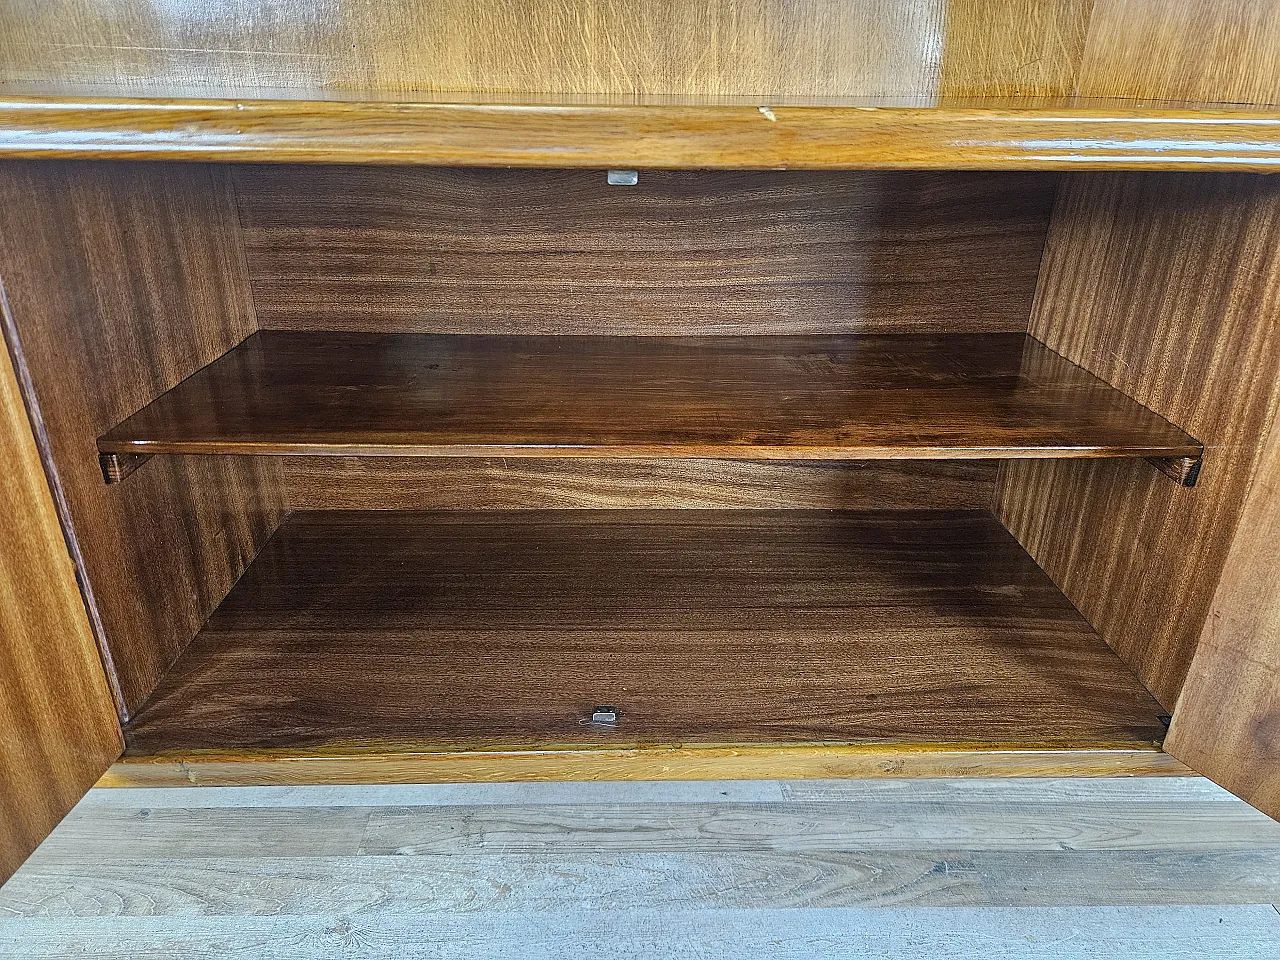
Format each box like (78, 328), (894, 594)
(1, 1), (1274, 105)
(0, 0), (946, 98)
(1078, 0), (1280, 106)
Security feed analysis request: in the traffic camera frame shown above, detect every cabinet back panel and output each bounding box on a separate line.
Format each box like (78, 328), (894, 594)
(281, 458), (996, 511)
(0, 161), (285, 717)
(236, 167), (1056, 336)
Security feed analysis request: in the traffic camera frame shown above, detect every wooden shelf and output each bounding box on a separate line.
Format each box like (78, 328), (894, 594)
(97, 332), (1201, 472)
(2, 92), (1279, 170)
(120, 509), (1170, 780)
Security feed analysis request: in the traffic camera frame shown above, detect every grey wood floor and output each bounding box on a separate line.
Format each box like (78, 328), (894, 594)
(1, 776), (1278, 958)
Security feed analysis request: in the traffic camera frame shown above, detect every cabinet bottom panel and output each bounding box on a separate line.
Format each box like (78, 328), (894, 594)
(117, 509), (1176, 782)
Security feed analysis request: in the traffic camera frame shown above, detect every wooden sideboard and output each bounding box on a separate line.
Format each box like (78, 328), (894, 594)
(2, 0), (1278, 881)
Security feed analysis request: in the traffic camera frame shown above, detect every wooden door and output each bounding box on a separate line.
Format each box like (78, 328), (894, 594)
(0, 309), (121, 883)
(1165, 408), (1280, 819)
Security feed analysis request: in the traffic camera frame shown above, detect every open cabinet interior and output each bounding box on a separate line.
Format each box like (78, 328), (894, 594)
(2, 159), (1279, 790)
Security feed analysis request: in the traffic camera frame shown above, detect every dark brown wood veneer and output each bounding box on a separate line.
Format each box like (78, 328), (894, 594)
(98, 331), (1202, 468)
(123, 509), (1170, 756)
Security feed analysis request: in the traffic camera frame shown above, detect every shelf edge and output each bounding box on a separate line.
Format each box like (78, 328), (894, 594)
(4, 98), (1280, 170)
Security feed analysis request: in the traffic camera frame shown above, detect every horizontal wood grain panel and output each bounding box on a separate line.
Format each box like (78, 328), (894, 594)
(3, 96), (1280, 169)
(97, 332), (1201, 463)
(237, 167), (1054, 336)
(280, 459), (996, 511)
(122, 509), (1169, 759)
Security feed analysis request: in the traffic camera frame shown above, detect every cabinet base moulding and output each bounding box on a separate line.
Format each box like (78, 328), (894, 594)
(99, 744), (1195, 788)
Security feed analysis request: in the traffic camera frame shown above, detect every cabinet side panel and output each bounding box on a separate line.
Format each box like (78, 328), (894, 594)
(0, 161), (286, 716)
(1166, 407), (1280, 818)
(238, 168), (1057, 336)
(995, 173), (1280, 708)
(0, 312), (121, 882)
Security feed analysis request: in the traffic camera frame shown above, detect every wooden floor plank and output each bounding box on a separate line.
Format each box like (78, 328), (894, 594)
(3, 777), (1278, 955)
(74, 776), (1230, 810)
(0, 906), (1276, 959)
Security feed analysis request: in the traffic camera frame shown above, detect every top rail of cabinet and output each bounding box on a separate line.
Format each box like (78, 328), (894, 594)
(1, 87), (1279, 170)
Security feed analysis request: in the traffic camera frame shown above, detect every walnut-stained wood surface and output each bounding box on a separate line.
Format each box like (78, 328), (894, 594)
(3, 95), (1280, 169)
(995, 173), (1280, 708)
(0, 161), (285, 716)
(0, 315), (120, 882)
(281, 459), (996, 511)
(1166, 406), (1280, 819)
(122, 510), (1168, 762)
(237, 168), (1054, 336)
(97, 332), (1200, 463)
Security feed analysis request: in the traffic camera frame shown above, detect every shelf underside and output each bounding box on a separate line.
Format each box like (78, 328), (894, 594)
(2, 93), (1279, 170)
(122, 509), (1169, 768)
(99, 332), (1200, 465)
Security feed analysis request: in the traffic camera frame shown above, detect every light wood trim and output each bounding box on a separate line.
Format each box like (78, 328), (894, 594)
(2, 97), (1280, 169)
(101, 744), (1192, 787)
(0, 294), (121, 880)
(1166, 404), (1280, 819)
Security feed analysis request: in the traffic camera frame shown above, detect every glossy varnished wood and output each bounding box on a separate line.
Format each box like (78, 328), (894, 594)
(97, 332), (1201, 464)
(0, 313), (120, 881)
(0, 2), (1275, 106)
(995, 173), (1280, 708)
(1077, 0), (1280, 106)
(1166, 405), (1280, 819)
(0, 161), (286, 715)
(103, 747), (1189, 788)
(236, 168), (1054, 336)
(3, 95), (1280, 169)
(0, 1), (946, 98)
(122, 509), (1169, 761)
(280, 459), (997, 511)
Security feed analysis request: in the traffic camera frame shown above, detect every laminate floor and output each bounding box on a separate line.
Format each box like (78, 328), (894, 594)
(1, 777), (1279, 958)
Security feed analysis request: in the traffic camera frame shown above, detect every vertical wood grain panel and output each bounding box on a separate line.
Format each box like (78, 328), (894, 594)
(0, 161), (286, 716)
(1166, 409), (1280, 818)
(0, 1), (945, 98)
(939, 0), (1093, 99)
(995, 173), (1280, 708)
(237, 168), (1057, 335)
(1077, 0), (1280, 106)
(2, 1), (1279, 107)
(0, 317), (120, 882)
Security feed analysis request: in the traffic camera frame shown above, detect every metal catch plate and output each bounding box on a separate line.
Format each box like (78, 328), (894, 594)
(606, 169), (639, 186)
(589, 705), (619, 726)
